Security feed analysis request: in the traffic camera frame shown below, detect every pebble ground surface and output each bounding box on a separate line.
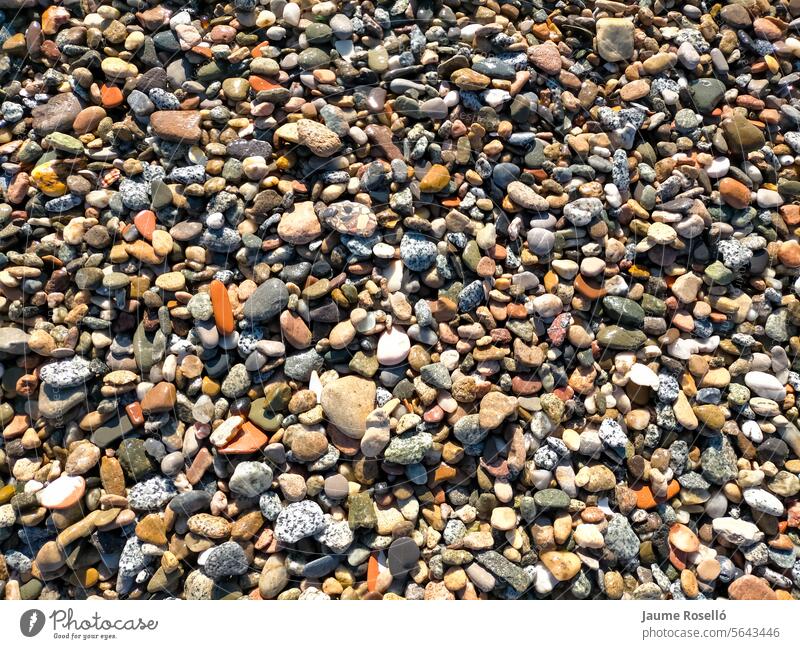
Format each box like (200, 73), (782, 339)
(0, 0), (799, 602)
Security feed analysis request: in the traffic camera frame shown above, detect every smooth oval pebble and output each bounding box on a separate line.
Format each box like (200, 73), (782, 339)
(376, 326), (410, 365)
(38, 475), (86, 510)
(210, 279), (235, 335)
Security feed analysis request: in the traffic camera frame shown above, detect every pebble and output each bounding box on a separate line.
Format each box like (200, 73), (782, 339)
(38, 357), (92, 388)
(321, 376), (375, 439)
(377, 327), (411, 365)
(274, 500), (324, 543)
(37, 475), (85, 510)
(229, 462), (273, 498)
(202, 542), (249, 579)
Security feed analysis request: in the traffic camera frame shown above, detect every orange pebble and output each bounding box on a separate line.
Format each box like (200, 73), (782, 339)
(133, 210), (156, 240)
(248, 75), (281, 93)
(634, 479), (680, 510)
(219, 422), (269, 455)
(250, 41), (270, 57)
(367, 553), (379, 591)
(125, 402), (144, 427)
(210, 279), (235, 335)
(189, 46), (212, 59)
(100, 84), (124, 108)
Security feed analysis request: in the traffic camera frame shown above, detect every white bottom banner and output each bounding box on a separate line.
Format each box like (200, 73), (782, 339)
(0, 600), (793, 648)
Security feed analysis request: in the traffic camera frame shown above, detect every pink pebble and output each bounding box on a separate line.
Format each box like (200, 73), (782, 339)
(451, 120), (467, 137)
(424, 405), (445, 423)
(436, 391), (458, 413)
(376, 326), (410, 365)
(250, 102), (274, 117)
